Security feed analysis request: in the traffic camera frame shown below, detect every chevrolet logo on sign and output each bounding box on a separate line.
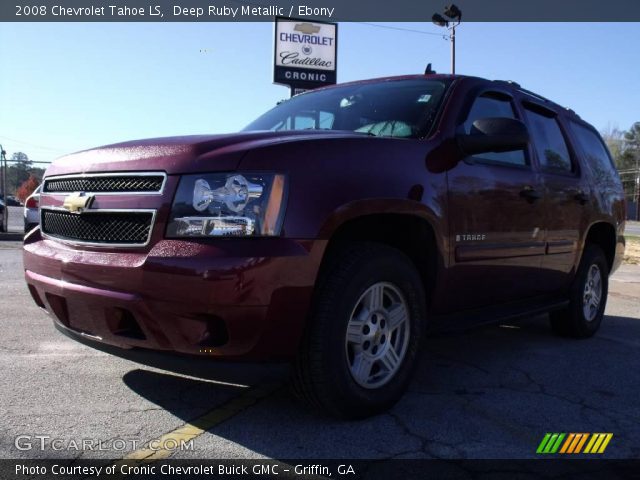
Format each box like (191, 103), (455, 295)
(294, 23), (321, 35)
(63, 192), (95, 213)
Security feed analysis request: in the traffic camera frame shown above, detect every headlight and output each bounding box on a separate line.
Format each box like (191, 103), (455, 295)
(167, 173), (287, 237)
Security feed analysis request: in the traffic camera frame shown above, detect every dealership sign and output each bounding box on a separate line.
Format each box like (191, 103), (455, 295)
(273, 16), (337, 91)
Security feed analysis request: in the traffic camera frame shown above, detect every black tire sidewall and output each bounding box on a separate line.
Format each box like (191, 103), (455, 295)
(314, 245), (426, 416)
(569, 245), (609, 336)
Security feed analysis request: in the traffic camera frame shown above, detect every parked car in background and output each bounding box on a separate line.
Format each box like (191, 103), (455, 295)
(24, 185), (41, 233)
(6, 196), (21, 206)
(23, 74), (626, 418)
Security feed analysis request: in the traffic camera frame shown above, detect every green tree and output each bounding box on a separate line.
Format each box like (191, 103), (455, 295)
(621, 123), (640, 218)
(11, 151), (31, 165)
(601, 125), (625, 164)
(603, 123), (640, 205)
(6, 151), (33, 194)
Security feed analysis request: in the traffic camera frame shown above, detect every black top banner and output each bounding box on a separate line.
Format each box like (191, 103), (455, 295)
(4, 0), (640, 22)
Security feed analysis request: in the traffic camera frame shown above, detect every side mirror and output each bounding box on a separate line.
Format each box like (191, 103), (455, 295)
(457, 117), (529, 156)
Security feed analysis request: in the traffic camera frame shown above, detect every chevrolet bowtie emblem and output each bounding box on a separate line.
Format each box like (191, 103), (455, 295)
(294, 23), (321, 35)
(63, 192), (95, 213)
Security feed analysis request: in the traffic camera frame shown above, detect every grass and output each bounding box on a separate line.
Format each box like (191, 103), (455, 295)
(624, 234), (640, 265)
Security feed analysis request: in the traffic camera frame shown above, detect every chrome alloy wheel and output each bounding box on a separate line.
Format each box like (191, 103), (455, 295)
(345, 282), (411, 389)
(583, 264), (603, 322)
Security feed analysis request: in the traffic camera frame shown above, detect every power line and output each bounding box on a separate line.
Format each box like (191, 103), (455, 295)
(0, 135), (67, 153)
(5, 159), (51, 164)
(357, 23), (444, 37)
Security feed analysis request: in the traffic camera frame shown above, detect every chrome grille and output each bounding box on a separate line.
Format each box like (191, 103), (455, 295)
(44, 174), (165, 193)
(41, 210), (154, 246)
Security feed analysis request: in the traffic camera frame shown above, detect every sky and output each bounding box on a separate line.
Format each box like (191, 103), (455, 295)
(0, 22), (639, 165)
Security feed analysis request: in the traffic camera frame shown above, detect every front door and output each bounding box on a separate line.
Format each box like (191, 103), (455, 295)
(445, 91), (547, 311)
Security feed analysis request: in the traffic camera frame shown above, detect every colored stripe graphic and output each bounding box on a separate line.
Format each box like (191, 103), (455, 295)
(537, 433), (565, 454)
(536, 433), (552, 453)
(561, 433), (589, 454)
(584, 433), (613, 454)
(538, 433), (613, 454)
(574, 433), (589, 453)
(559, 433), (575, 454)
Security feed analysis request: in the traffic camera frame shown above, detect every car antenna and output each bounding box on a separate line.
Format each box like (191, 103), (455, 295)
(424, 63), (437, 74)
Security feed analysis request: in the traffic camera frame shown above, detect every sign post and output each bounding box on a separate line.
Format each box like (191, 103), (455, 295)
(273, 17), (338, 96)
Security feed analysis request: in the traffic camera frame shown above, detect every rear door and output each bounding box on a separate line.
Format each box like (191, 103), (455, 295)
(519, 101), (590, 292)
(446, 89), (547, 310)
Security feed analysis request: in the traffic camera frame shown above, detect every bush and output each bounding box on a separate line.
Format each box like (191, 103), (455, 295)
(16, 175), (40, 203)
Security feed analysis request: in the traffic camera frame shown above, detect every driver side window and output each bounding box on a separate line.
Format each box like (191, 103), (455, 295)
(464, 94), (527, 166)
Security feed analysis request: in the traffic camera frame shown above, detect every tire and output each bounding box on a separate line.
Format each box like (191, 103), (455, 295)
(550, 244), (609, 338)
(292, 242), (427, 419)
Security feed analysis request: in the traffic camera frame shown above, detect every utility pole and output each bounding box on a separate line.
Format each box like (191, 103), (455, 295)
(450, 23), (456, 75)
(0, 146), (7, 232)
(633, 154), (640, 220)
(432, 4), (462, 75)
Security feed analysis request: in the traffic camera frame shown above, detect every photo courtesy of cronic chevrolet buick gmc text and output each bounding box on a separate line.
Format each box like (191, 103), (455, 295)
(23, 74), (625, 419)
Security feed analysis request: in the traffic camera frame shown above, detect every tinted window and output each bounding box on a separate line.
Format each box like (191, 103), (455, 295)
(244, 79), (449, 138)
(464, 95), (527, 166)
(524, 108), (572, 172)
(568, 121), (615, 182)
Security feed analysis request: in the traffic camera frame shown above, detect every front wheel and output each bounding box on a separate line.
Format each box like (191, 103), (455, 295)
(550, 244), (609, 338)
(292, 242), (426, 419)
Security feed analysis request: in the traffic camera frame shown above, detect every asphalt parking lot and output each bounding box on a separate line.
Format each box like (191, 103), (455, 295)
(1, 240), (639, 462)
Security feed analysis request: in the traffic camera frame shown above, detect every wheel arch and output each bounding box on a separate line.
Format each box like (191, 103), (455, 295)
(316, 201), (445, 309)
(583, 221), (617, 273)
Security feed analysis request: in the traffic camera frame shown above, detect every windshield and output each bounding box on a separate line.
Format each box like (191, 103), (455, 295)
(243, 78), (450, 139)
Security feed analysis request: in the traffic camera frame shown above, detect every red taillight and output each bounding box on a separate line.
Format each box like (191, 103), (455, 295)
(26, 197), (39, 209)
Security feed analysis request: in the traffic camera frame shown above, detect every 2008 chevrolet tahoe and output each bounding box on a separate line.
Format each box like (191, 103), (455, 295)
(24, 74), (626, 418)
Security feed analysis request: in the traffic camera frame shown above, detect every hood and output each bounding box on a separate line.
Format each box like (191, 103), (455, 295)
(45, 130), (361, 177)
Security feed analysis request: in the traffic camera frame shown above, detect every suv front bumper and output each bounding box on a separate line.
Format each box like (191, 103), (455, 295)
(23, 230), (324, 360)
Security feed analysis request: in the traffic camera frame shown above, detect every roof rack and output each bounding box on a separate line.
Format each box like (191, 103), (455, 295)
(491, 79), (581, 119)
(492, 79), (521, 89)
(493, 80), (551, 103)
(518, 87), (580, 118)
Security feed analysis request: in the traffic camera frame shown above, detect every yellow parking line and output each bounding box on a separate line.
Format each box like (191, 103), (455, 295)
(117, 382), (282, 463)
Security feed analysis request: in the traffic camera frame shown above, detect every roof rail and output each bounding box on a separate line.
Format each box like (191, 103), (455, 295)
(518, 87), (580, 118)
(518, 87), (551, 104)
(491, 79), (581, 119)
(493, 79), (521, 89)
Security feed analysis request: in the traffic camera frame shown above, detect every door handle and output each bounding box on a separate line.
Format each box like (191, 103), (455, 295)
(520, 187), (542, 203)
(574, 191), (589, 205)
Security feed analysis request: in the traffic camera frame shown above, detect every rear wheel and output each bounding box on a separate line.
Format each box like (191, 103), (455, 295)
(292, 242), (426, 419)
(550, 244), (608, 338)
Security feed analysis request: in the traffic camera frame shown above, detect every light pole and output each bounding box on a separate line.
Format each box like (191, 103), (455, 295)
(432, 4), (462, 75)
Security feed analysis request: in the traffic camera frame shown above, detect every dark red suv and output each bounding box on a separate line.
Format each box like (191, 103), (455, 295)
(24, 74), (626, 418)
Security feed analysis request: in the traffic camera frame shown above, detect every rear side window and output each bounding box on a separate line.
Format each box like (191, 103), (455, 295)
(568, 121), (615, 181)
(463, 94), (527, 166)
(524, 108), (572, 173)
